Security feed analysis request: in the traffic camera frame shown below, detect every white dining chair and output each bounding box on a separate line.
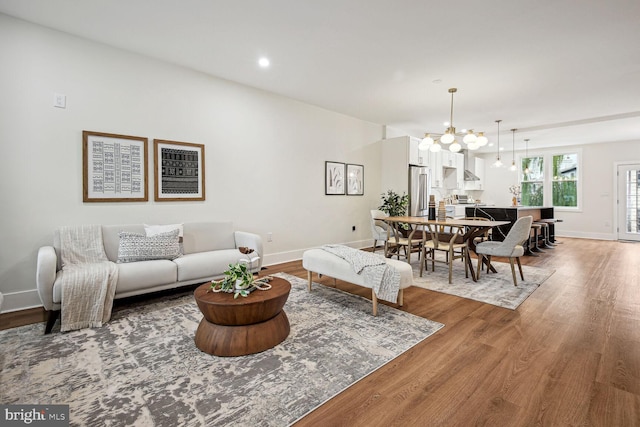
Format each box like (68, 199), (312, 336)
(475, 216), (533, 286)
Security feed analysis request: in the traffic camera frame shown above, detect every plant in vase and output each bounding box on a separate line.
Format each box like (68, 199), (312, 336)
(379, 189), (410, 235)
(509, 185), (522, 206)
(209, 262), (272, 298)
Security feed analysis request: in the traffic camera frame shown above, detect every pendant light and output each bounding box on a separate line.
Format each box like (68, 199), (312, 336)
(524, 139), (530, 175)
(509, 128), (517, 171)
(492, 120), (503, 168)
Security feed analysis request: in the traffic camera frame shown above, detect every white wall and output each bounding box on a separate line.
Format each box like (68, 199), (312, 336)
(0, 14), (384, 311)
(480, 140), (640, 239)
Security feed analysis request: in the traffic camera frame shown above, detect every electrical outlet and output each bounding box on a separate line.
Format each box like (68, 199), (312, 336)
(267, 232), (273, 242)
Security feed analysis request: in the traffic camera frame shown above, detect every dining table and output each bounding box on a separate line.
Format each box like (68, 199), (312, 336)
(378, 216), (510, 282)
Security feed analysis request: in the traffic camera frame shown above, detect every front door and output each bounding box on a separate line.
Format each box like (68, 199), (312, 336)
(617, 164), (640, 241)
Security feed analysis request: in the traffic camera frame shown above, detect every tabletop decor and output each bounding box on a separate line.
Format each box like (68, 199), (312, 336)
(509, 184), (522, 206)
(209, 262), (272, 298)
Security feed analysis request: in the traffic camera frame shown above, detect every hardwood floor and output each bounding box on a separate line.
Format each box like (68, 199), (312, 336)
(2, 238), (639, 426)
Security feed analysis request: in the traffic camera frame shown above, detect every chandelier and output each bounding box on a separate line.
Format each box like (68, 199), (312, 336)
(418, 88), (489, 153)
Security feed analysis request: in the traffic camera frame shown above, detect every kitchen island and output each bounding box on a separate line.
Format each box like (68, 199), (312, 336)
(464, 206), (556, 243)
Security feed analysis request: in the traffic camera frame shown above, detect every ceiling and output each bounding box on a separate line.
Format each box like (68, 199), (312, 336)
(2, 0), (640, 153)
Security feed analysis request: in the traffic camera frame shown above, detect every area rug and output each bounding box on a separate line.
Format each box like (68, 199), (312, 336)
(411, 259), (555, 309)
(0, 273), (443, 427)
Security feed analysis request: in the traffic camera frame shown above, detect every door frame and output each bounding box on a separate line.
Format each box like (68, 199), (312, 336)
(614, 161), (640, 241)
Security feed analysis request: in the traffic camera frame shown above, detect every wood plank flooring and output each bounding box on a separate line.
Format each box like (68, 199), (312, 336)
(2, 238), (639, 426)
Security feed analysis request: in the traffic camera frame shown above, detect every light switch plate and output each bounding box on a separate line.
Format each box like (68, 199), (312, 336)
(53, 93), (66, 108)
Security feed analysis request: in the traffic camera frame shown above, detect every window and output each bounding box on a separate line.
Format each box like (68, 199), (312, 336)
(520, 151), (580, 209)
(552, 154), (578, 207)
(521, 156), (544, 206)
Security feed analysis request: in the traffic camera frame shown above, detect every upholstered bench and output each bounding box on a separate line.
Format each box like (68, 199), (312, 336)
(302, 248), (413, 316)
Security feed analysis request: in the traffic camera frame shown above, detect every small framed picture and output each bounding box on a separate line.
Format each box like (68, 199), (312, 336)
(83, 131), (149, 202)
(325, 161), (345, 195)
(346, 164), (364, 195)
(154, 139), (205, 201)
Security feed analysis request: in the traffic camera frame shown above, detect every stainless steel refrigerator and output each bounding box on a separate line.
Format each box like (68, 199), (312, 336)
(408, 165), (431, 217)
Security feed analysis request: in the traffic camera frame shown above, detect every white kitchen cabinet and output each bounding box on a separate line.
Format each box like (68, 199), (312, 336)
(381, 136), (428, 194)
(429, 150), (443, 188)
(455, 153), (464, 190)
(409, 137), (428, 166)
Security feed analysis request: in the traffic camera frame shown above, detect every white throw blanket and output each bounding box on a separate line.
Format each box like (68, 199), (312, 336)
(320, 244), (400, 303)
(58, 225), (118, 332)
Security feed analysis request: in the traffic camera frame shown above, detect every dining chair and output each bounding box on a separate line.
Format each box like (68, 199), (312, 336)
(475, 216), (533, 286)
(369, 209), (395, 254)
(420, 223), (468, 284)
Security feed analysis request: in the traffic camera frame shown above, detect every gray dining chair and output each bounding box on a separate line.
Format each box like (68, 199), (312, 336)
(475, 216), (533, 286)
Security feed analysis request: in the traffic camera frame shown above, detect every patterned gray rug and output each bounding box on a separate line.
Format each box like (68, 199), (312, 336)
(0, 273), (443, 427)
(411, 259), (555, 309)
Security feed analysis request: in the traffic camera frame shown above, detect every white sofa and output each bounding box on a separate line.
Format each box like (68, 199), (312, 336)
(36, 221), (263, 333)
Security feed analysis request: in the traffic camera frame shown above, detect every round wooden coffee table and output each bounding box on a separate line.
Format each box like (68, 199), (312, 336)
(194, 277), (291, 357)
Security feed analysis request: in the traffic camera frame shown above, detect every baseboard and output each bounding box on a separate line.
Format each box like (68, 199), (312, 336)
(0, 289), (42, 314)
(556, 231), (616, 240)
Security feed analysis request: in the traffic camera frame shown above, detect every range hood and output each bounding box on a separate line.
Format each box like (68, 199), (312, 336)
(462, 149), (480, 181)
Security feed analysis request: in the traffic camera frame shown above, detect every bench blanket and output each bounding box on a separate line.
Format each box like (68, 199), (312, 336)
(320, 244), (400, 303)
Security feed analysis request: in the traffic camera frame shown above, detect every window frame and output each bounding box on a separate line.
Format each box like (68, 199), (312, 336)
(518, 148), (582, 212)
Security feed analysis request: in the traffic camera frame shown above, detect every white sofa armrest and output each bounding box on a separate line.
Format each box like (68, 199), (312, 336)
(234, 231), (263, 270)
(36, 246), (58, 311)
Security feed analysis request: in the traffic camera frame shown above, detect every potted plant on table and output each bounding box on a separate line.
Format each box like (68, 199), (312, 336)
(379, 189), (410, 236)
(209, 249), (272, 298)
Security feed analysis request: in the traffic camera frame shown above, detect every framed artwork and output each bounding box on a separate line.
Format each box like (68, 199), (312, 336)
(83, 130), (148, 202)
(154, 139), (205, 201)
(346, 163), (364, 196)
(325, 161), (345, 195)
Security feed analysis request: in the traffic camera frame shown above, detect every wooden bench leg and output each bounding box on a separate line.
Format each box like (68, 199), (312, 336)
(307, 270), (313, 291)
(371, 290), (378, 316)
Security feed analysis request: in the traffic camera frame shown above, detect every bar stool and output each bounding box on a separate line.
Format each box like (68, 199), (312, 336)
(534, 221), (555, 248)
(538, 218), (560, 244)
(529, 223), (544, 254)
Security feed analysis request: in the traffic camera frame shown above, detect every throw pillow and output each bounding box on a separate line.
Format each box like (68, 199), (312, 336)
(144, 223), (184, 254)
(144, 223), (183, 238)
(117, 229), (181, 263)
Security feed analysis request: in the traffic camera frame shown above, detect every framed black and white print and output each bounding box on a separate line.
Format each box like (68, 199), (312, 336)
(346, 163), (364, 196)
(83, 131), (149, 202)
(325, 161), (345, 195)
(154, 139), (205, 201)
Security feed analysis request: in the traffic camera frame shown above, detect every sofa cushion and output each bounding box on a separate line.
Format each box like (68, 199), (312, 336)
(173, 249), (251, 282)
(117, 230), (181, 263)
(115, 260), (179, 294)
(182, 222), (236, 255)
(52, 259), (178, 303)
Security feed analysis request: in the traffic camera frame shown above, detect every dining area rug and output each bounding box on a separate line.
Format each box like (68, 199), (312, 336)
(0, 273), (443, 427)
(411, 259), (555, 309)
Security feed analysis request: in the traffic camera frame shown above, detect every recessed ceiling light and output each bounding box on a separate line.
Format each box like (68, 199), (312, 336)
(258, 57), (270, 68)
